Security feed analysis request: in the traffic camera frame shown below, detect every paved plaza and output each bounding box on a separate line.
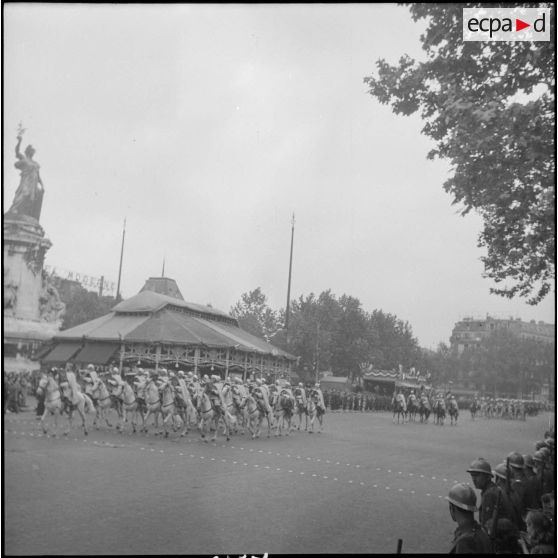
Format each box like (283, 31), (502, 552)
(4, 403), (551, 555)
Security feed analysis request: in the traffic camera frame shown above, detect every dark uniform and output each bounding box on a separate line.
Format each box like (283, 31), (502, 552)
(449, 520), (492, 554)
(479, 481), (514, 533)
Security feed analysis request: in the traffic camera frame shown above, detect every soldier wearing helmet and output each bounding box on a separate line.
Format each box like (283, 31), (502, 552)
(506, 451), (532, 525)
(493, 463), (523, 530)
(522, 454), (543, 511)
(532, 450), (553, 497)
(446, 483), (491, 554)
(466, 457), (512, 534)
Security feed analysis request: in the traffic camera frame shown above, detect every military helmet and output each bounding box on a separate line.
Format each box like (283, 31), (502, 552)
(466, 457), (492, 475)
(493, 463), (508, 480)
(523, 454), (535, 470)
(506, 451), (524, 469)
(446, 483), (477, 512)
(535, 440), (548, 450)
(532, 450), (546, 463)
(545, 437), (555, 448)
(539, 447), (551, 460)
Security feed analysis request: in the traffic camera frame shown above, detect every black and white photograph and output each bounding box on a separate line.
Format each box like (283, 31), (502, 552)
(3, 3), (555, 555)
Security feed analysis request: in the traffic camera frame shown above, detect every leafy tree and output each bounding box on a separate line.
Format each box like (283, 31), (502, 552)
(364, 3), (555, 304)
(367, 310), (421, 370)
(230, 287), (281, 341)
(57, 281), (115, 330)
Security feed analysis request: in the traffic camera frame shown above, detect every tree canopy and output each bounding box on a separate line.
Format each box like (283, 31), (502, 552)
(231, 288), (423, 383)
(230, 287), (281, 341)
(364, 3), (555, 304)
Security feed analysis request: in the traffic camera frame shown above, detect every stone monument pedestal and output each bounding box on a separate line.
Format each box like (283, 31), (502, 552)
(4, 214), (63, 372)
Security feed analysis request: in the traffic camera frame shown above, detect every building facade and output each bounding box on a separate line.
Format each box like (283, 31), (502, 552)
(450, 316), (555, 354)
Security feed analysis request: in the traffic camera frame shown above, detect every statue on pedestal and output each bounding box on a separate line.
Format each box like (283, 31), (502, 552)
(7, 123), (45, 222)
(39, 271), (65, 324)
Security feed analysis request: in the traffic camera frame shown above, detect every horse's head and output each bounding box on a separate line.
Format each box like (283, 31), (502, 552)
(37, 374), (48, 395)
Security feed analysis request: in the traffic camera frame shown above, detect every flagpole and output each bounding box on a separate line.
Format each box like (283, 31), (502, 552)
(116, 218), (126, 301)
(285, 213), (295, 342)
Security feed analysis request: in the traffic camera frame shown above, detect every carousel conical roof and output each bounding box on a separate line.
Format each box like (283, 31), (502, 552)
(52, 287), (294, 359)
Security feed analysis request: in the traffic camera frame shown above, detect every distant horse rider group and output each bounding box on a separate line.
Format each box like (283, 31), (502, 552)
(391, 388), (459, 426)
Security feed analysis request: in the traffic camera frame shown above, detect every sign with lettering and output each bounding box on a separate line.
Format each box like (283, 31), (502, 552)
(44, 265), (116, 294)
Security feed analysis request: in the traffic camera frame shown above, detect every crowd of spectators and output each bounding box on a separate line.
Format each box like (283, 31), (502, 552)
(447, 430), (555, 553)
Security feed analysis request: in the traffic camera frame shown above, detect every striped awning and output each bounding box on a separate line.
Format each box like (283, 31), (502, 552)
(41, 342), (82, 364)
(72, 343), (119, 365)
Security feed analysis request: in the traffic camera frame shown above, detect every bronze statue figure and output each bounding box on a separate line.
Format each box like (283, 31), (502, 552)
(8, 125), (45, 221)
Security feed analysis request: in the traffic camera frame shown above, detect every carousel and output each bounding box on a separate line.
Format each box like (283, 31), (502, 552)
(40, 278), (296, 381)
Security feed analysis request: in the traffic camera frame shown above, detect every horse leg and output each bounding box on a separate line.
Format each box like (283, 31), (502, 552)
(65, 408), (74, 436)
(40, 407), (50, 435)
(78, 406), (88, 436)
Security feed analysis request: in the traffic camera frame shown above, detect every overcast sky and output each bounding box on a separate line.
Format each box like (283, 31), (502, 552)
(4, 4), (555, 349)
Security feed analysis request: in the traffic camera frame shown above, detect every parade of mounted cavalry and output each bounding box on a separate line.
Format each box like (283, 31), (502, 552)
(35, 366), (327, 441)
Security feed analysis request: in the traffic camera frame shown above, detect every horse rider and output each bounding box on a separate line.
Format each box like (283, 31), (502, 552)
(206, 375), (225, 415)
(58, 368), (74, 412)
(312, 383), (326, 413)
(395, 390), (407, 410)
(35, 369), (50, 418)
(466, 457), (513, 537)
(294, 382), (307, 407)
(279, 382), (295, 401)
(448, 394), (458, 412)
(252, 378), (272, 417)
(133, 369), (148, 410)
(446, 483), (491, 554)
(407, 390), (417, 408)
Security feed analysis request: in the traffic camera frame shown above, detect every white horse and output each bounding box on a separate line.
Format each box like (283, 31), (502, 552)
(173, 379), (198, 435)
(59, 371), (95, 436)
(239, 393), (270, 439)
(221, 383), (244, 434)
(108, 378), (144, 433)
(158, 378), (188, 438)
(193, 383), (234, 442)
(307, 390), (324, 433)
(85, 371), (122, 430)
(141, 377), (163, 434)
(36, 373), (64, 437)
